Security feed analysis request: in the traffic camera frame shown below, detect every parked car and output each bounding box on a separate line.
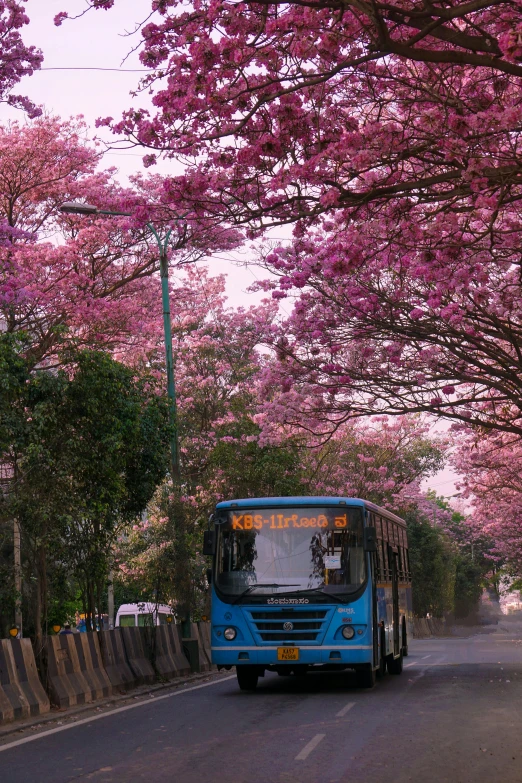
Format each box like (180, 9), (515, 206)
(115, 602), (175, 628)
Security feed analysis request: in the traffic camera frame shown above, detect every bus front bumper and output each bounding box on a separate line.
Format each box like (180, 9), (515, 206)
(211, 646), (373, 667)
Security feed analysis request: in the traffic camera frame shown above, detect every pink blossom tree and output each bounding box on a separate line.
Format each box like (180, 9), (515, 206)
(0, 1), (42, 118)
(0, 116), (241, 367)
(453, 429), (522, 574)
(56, 1), (522, 440)
(61, 0), (522, 228)
(297, 416), (445, 506)
(113, 271), (447, 610)
(251, 218), (522, 437)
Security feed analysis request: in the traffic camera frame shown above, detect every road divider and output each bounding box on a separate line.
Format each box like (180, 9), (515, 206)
(413, 618), (447, 638)
(0, 623), (216, 725)
(120, 627), (155, 686)
(45, 633), (112, 709)
(155, 625), (191, 680)
(188, 623), (212, 673)
(98, 629), (136, 691)
(0, 639), (50, 725)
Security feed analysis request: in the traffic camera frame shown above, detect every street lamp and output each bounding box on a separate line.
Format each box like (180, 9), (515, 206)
(59, 202), (180, 480)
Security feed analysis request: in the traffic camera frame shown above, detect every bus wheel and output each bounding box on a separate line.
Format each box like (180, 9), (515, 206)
(356, 665), (376, 689)
(236, 665), (259, 691)
(387, 650), (404, 675)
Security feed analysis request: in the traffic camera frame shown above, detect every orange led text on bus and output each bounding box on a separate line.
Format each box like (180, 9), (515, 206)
(230, 513), (348, 531)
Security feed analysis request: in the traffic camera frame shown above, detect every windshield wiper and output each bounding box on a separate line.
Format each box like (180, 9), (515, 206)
(231, 583), (300, 605)
(293, 587), (347, 604)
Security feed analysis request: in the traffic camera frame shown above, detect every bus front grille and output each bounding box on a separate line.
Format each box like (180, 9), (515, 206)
(248, 609), (330, 643)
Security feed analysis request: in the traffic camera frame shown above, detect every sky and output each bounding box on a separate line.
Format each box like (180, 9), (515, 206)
(4, 0), (461, 499)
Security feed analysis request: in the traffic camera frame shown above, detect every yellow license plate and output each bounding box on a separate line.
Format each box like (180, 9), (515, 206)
(277, 647), (299, 661)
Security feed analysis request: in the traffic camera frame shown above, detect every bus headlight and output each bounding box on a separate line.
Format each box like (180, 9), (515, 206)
(224, 627), (237, 641)
(342, 625), (355, 640)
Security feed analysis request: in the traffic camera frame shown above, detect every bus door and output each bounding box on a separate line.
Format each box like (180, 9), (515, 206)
(389, 544), (400, 657)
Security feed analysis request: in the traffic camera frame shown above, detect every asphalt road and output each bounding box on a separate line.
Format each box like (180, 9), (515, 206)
(3, 622), (522, 783)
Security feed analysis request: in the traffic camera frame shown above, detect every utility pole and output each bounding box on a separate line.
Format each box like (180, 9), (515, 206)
(59, 203), (180, 479)
(59, 202), (188, 632)
(149, 227), (180, 481)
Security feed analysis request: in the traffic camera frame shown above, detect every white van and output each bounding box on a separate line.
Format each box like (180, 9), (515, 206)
(115, 602), (174, 628)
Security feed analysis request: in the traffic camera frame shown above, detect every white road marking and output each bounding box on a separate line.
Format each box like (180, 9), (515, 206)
(406, 655), (448, 669)
(0, 675), (236, 753)
(336, 701), (356, 718)
(421, 655), (431, 659)
(295, 733), (326, 760)
(419, 663), (460, 667)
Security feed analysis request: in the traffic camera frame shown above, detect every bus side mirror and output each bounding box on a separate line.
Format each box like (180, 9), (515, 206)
(364, 526), (377, 552)
(206, 568), (212, 585)
(203, 530), (215, 556)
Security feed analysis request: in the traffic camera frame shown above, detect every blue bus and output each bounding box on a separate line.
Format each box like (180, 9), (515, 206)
(204, 496), (412, 690)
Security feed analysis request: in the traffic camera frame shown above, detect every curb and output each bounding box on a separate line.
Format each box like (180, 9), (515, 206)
(0, 669), (228, 741)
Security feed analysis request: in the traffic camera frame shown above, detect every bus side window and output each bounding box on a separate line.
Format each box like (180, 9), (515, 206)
(369, 514), (381, 581)
(397, 527), (406, 582)
(400, 528), (407, 580)
(379, 518), (389, 579)
(398, 528), (409, 582)
(396, 536), (404, 579)
(376, 533), (384, 582)
(405, 549), (411, 582)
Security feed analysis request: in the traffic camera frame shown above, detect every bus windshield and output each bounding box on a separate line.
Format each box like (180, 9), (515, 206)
(215, 506), (366, 600)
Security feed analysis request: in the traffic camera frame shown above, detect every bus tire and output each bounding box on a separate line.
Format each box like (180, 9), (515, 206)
(236, 666), (259, 691)
(387, 650), (403, 675)
(402, 619), (409, 657)
(356, 665), (377, 689)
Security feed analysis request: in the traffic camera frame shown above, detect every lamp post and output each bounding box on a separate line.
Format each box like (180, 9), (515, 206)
(59, 202), (180, 480)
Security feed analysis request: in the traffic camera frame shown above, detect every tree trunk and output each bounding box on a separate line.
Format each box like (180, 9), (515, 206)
(87, 580), (96, 632)
(34, 551), (43, 655)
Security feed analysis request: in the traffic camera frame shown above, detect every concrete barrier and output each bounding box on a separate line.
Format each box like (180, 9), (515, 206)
(197, 622), (215, 671)
(188, 623), (211, 673)
(120, 627), (155, 685)
(413, 618), (447, 638)
(98, 629), (136, 691)
(0, 639), (50, 725)
(429, 618), (446, 635)
(46, 633), (112, 708)
(413, 619), (430, 638)
(154, 625), (191, 680)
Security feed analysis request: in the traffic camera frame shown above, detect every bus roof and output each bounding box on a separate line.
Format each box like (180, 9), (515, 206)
(215, 497), (406, 527)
